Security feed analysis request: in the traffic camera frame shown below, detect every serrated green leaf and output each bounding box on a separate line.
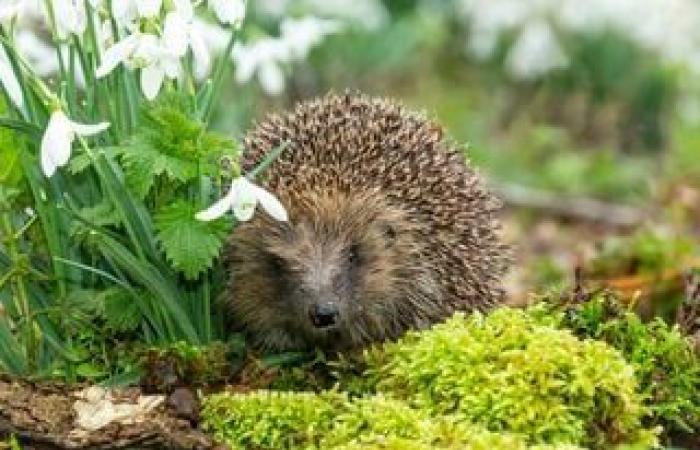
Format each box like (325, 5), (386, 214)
(155, 199), (230, 280)
(115, 96), (236, 200)
(103, 288), (142, 332)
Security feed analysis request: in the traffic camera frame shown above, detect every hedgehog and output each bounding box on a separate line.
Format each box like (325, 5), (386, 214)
(223, 93), (509, 351)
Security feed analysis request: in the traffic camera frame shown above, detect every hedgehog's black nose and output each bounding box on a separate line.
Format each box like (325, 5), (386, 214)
(309, 303), (339, 328)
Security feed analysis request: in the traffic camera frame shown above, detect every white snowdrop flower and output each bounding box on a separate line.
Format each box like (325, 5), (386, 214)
(96, 33), (140, 78)
(131, 34), (181, 100)
(40, 110), (110, 178)
(52, 0), (87, 38)
(0, 46), (23, 110)
(115, 0), (160, 24)
(505, 20), (568, 80)
(111, 0), (139, 29)
(209, 0), (245, 26)
(164, 0), (210, 79)
(280, 16), (342, 60)
(96, 33), (181, 100)
(232, 39), (289, 95)
(196, 177), (288, 223)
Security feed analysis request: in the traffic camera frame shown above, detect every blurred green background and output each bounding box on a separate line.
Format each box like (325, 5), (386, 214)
(211, 0), (700, 309)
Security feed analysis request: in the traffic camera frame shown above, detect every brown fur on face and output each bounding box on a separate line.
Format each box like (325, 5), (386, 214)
(225, 191), (442, 351)
(223, 93), (509, 351)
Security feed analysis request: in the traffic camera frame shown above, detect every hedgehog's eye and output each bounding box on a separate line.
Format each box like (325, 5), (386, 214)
(268, 254), (286, 273)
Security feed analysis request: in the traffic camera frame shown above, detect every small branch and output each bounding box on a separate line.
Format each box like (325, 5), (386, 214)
(493, 183), (647, 227)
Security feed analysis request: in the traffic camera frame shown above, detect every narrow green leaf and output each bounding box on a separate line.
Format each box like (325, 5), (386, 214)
(0, 318), (28, 375)
(0, 117), (42, 139)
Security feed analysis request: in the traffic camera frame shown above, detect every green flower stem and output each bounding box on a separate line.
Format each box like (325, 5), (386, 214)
(66, 45), (78, 115)
(73, 37), (96, 121)
(41, 0), (69, 89)
(200, 27), (238, 124)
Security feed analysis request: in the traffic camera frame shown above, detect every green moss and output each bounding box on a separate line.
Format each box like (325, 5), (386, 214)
(558, 293), (700, 437)
(203, 390), (341, 449)
(363, 309), (655, 448)
(203, 391), (585, 450)
(203, 308), (658, 449)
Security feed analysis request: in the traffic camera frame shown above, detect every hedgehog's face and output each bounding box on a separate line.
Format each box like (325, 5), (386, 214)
(225, 192), (440, 351)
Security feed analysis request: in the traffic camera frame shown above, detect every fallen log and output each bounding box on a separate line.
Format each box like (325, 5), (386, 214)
(0, 378), (220, 450)
(494, 183), (647, 228)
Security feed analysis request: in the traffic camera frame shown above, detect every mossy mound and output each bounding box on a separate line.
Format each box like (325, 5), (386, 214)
(362, 309), (655, 448)
(203, 390), (583, 450)
(202, 308), (658, 449)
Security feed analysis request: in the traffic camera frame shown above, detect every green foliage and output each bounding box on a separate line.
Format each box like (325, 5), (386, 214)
(117, 95), (236, 201)
(154, 200), (230, 280)
(0, 105), (23, 187)
(558, 293), (700, 437)
(362, 309), (655, 448)
(66, 287), (142, 334)
(468, 125), (652, 203)
(589, 228), (697, 277)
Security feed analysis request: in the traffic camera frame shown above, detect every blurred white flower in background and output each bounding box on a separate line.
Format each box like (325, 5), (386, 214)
(15, 31), (60, 77)
(281, 17), (343, 59)
(40, 110), (110, 177)
(196, 176), (288, 223)
(232, 39), (289, 96)
(458, 0), (700, 81)
(232, 16), (342, 95)
(506, 20), (568, 80)
(257, 0), (388, 30)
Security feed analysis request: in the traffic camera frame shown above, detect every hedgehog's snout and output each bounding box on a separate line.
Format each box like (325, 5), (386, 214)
(309, 302), (339, 328)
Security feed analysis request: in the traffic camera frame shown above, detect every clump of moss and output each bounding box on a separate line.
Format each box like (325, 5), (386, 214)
(558, 292), (700, 438)
(203, 391), (584, 450)
(203, 390), (341, 449)
(362, 309), (655, 448)
(203, 308), (657, 449)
